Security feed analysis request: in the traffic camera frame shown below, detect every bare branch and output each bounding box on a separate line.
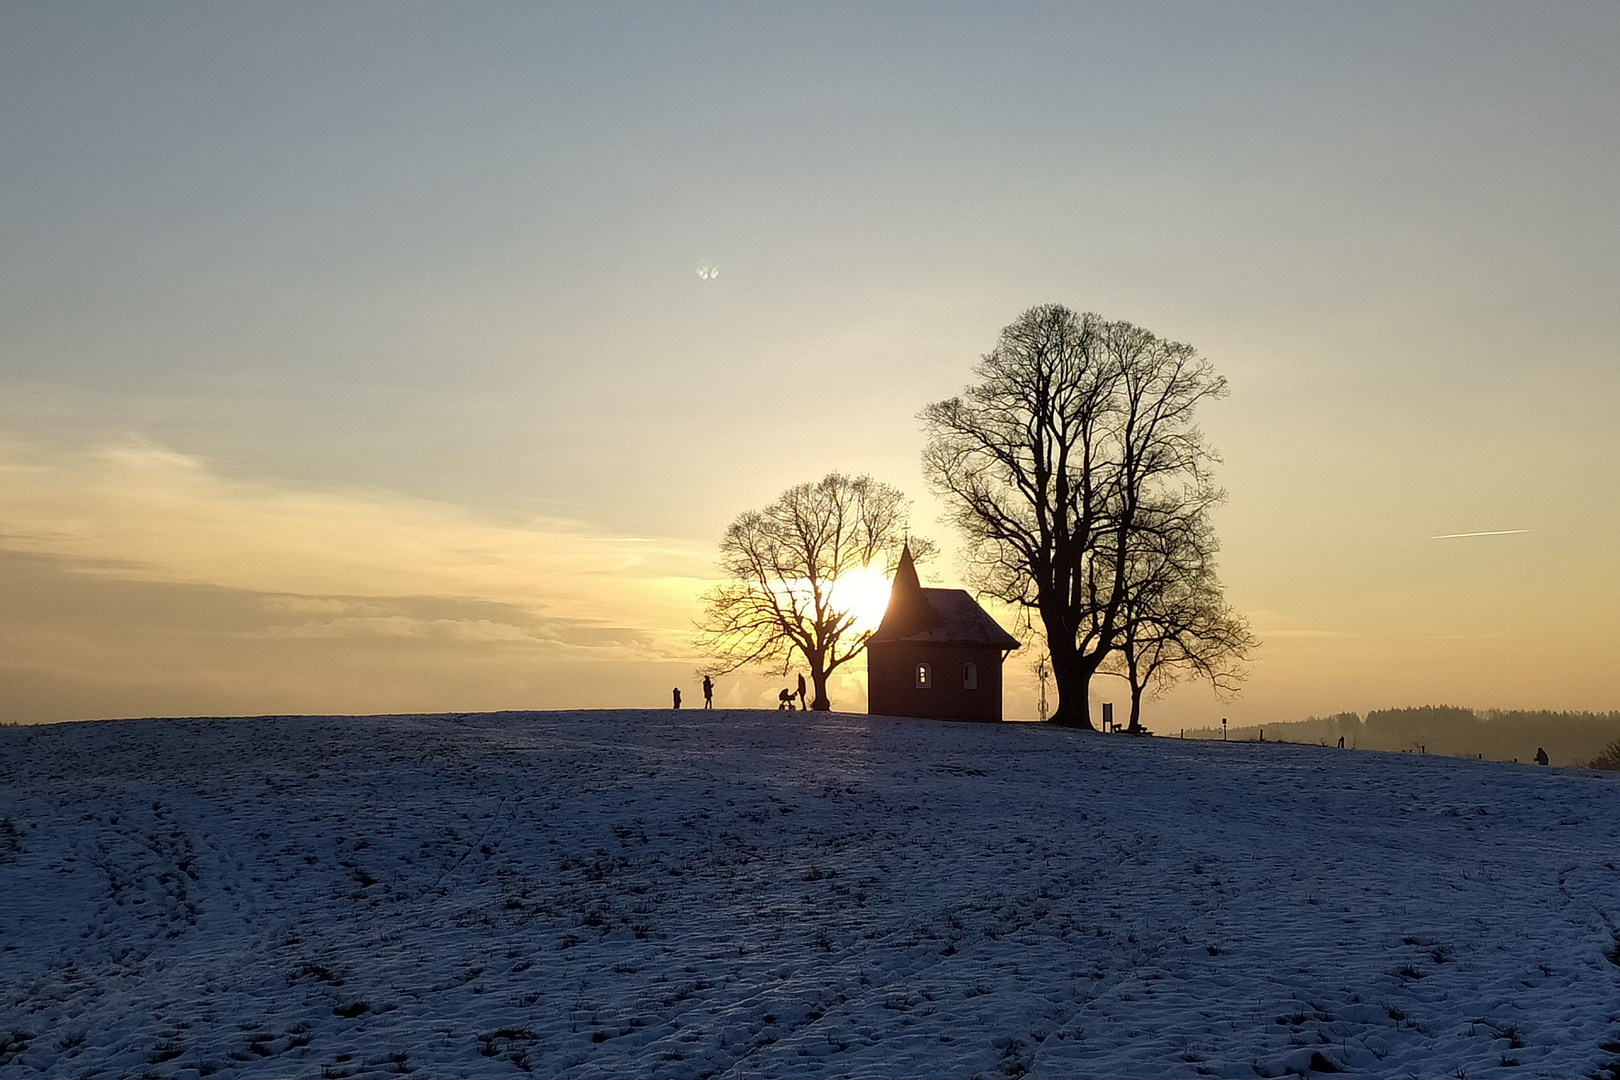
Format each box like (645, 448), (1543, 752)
(920, 304), (1243, 729)
(695, 473), (924, 711)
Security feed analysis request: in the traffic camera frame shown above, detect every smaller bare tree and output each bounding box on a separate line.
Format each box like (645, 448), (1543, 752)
(696, 474), (927, 711)
(1101, 504), (1255, 732)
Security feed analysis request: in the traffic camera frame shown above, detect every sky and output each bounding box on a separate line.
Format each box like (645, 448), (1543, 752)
(1, 2), (1616, 725)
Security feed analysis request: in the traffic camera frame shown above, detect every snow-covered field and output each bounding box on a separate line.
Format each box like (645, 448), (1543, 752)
(1, 710), (1617, 1079)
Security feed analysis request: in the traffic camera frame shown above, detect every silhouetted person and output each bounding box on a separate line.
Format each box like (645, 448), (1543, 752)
(672, 687), (681, 710)
(1337, 735), (1345, 748)
(778, 688), (794, 711)
(796, 673), (808, 711)
(702, 675), (714, 709)
(1535, 747), (1549, 765)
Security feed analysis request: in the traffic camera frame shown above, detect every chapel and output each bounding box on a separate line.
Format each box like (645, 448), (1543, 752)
(866, 545), (1019, 722)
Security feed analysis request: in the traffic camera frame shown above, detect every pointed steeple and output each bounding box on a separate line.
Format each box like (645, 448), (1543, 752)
(872, 542), (930, 641)
(891, 542), (922, 596)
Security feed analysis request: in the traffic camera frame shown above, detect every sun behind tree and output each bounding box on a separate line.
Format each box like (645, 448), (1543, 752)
(827, 563), (900, 636)
(695, 473), (931, 711)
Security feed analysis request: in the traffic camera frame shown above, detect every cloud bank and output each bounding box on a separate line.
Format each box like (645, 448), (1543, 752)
(0, 440), (716, 720)
(0, 439), (709, 642)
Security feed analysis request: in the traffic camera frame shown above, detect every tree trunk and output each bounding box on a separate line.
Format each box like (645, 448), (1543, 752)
(1127, 681), (1144, 734)
(808, 652), (831, 711)
(1046, 644), (1095, 729)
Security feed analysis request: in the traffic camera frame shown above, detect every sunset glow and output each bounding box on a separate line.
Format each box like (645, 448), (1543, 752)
(0, 5), (1613, 723)
(832, 565), (896, 636)
(4, 9), (1617, 1076)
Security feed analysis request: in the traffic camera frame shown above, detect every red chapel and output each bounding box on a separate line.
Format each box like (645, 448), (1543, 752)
(866, 545), (1019, 722)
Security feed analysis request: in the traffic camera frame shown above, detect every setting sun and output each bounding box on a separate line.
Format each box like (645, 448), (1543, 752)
(831, 564), (895, 635)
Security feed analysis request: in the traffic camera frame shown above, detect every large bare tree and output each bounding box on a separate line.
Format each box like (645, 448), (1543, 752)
(1100, 502), (1256, 732)
(921, 304), (1230, 728)
(695, 473), (925, 711)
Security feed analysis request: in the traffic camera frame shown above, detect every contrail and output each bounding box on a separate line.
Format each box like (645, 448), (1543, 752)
(1430, 529), (1531, 539)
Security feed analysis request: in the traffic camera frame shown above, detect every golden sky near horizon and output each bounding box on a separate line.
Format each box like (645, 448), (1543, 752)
(1, 4), (1616, 725)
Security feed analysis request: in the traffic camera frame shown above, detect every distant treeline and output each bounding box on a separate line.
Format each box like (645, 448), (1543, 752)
(1180, 705), (1620, 768)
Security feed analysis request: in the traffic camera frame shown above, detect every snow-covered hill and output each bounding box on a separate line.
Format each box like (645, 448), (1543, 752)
(1, 710), (1617, 1078)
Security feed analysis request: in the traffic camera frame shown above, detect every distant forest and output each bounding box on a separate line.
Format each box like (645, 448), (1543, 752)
(1180, 706), (1620, 768)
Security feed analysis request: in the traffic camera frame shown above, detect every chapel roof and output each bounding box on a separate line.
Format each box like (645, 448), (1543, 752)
(868, 545), (1020, 650)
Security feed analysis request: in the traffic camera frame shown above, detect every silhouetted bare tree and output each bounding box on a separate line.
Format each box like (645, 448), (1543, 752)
(922, 304), (1230, 728)
(696, 474), (927, 711)
(1100, 503), (1255, 732)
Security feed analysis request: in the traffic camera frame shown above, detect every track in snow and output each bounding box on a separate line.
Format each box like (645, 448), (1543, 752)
(1, 709), (1618, 1078)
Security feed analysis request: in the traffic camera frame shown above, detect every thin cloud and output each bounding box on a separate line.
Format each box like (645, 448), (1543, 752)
(1242, 610), (1347, 638)
(0, 438), (713, 648)
(1430, 529), (1531, 539)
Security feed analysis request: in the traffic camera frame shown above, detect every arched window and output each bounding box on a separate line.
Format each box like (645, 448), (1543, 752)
(963, 662), (978, 690)
(915, 663), (932, 689)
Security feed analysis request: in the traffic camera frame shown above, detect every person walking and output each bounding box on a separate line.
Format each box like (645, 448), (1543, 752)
(702, 675), (714, 709)
(672, 687), (681, 710)
(796, 673), (808, 711)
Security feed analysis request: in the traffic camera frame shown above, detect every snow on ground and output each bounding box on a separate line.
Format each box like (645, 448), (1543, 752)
(1, 710), (1618, 1079)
